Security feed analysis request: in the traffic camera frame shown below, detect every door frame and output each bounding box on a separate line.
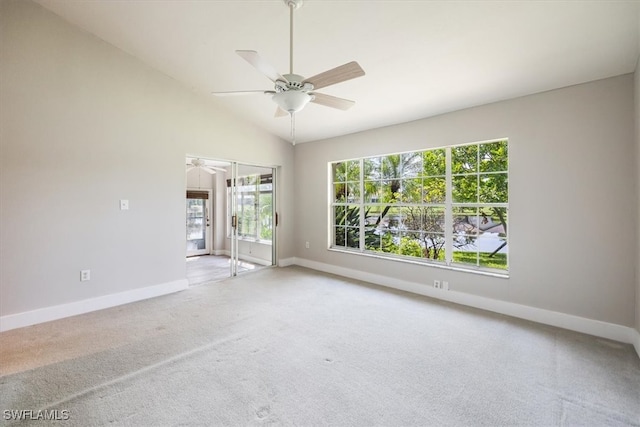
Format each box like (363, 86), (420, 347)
(185, 155), (279, 280)
(186, 188), (213, 257)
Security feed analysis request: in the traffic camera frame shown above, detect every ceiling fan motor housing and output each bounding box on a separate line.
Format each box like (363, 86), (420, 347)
(275, 74), (313, 92)
(272, 73), (315, 113)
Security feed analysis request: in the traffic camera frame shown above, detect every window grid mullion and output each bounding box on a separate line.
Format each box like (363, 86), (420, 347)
(444, 147), (453, 266)
(476, 147), (480, 266)
(359, 158), (365, 252)
(329, 139), (508, 273)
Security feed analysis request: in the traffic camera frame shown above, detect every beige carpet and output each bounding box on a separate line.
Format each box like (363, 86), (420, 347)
(1, 266), (639, 426)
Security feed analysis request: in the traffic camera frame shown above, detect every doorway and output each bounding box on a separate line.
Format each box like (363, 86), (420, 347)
(186, 157), (276, 284)
(186, 190), (211, 257)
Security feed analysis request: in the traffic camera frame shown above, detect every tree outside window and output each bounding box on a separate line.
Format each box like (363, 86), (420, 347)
(330, 140), (508, 273)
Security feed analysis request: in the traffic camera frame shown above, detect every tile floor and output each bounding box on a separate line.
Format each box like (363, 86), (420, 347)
(185, 255), (263, 285)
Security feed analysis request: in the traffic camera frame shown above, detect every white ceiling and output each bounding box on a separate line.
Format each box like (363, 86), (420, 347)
(36, 0), (639, 144)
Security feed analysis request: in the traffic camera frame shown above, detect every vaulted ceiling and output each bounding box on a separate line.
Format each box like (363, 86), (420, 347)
(36, 0), (639, 144)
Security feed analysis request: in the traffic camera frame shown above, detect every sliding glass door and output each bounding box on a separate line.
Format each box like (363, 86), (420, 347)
(229, 163), (276, 276)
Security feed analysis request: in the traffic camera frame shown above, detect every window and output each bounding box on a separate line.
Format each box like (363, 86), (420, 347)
(330, 139), (508, 273)
(227, 174), (273, 242)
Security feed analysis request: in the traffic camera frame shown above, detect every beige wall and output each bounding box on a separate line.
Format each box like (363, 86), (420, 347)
(0, 0), (294, 317)
(635, 57), (640, 335)
(295, 74), (636, 327)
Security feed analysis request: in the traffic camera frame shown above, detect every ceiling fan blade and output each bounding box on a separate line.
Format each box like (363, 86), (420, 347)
(212, 90), (276, 97)
(236, 50), (287, 83)
(274, 107), (288, 118)
(186, 166), (196, 172)
(201, 167), (217, 175)
(302, 61), (365, 90)
(311, 92), (355, 110)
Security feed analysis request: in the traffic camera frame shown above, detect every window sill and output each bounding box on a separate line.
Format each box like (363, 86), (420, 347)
(328, 247), (509, 279)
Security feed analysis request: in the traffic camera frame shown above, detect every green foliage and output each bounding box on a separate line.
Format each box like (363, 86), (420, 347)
(423, 177), (446, 203)
(453, 140), (508, 204)
(238, 205), (256, 237)
(398, 237), (423, 257)
(334, 205), (360, 248)
(479, 140), (508, 172)
(333, 160), (360, 183)
(367, 232), (398, 253)
(479, 173), (508, 203)
(453, 252), (507, 269)
(452, 144), (477, 174)
(423, 149), (446, 176)
(259, 194), (273, 240)
(452, 175), (478, 203)
(331, 140), (509, 269)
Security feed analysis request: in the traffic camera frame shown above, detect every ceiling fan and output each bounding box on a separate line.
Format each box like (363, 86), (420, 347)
(212, 0), (365, 144)
(186, 158), (226, 175)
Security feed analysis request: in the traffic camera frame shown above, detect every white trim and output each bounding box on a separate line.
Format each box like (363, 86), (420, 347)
(327, 247), (509, 278)
(292, 257), (636, 347)
(278, 257), (296, 267)
(197, 250), (272, 267)
(632, 328), (640, 359)
(238, 253), (272, 267)
(186, 188), (213, 257)
(0, 279), (188, 332)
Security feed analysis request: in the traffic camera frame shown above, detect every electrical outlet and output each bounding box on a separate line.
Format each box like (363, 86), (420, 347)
(80, 270), (91, 281)
(305, 241), (310, 249)
(433, 280), (441, 289)
(443, 281), (449, 291)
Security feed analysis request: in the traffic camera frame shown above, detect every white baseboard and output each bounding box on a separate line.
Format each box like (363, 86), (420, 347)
(278, 257), (296, 267)
(0, 279), (188, 333)
(211, 250), (271, 267)
(632, 328), (640, 359)
(292, 257), (636, 346)
(238, 253), (272, 267)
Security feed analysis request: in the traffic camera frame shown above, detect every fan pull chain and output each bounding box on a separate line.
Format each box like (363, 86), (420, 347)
(290, 112), (296, 145)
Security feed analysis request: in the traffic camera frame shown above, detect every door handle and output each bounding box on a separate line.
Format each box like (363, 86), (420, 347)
(231, 215), (237, 228)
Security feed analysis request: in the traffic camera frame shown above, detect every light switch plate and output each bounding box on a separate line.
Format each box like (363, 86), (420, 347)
(120, 199), (129, 210)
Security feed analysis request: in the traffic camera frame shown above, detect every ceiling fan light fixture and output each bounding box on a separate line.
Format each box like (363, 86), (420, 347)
(272, 91), (312, 113)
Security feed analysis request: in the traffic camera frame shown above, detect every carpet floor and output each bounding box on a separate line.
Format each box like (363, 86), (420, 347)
(1, 266), (639, 426)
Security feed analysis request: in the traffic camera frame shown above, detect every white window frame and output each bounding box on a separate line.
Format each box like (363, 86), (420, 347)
(329, 138), (509, 277)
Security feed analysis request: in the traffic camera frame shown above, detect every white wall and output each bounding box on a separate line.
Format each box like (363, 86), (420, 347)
(635, 57), (640, 339)
(186, 168), (216, 192)
(0, 0), (294, 323)
(295, 74), (636, 328)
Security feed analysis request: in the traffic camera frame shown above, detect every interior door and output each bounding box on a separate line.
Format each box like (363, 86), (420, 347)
(186, 190), (211, 257)
(229, 163), (276, 276)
